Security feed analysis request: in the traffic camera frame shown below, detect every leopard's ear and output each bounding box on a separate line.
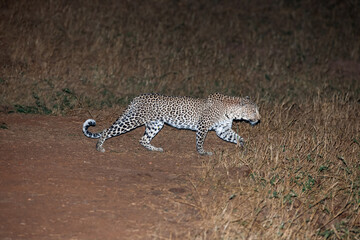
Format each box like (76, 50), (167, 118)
(245, 96), (250, 100)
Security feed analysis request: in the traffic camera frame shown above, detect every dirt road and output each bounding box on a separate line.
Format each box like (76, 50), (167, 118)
(0, 113), (234, 239)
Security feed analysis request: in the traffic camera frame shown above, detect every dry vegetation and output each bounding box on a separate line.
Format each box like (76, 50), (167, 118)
(1, 0), (359, 239)
(187, 94), (359, 239)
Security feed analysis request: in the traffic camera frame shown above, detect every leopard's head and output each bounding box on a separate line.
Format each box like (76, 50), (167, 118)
(228, 96), (260, 126)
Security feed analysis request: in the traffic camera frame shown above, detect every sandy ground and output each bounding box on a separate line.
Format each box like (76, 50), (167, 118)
(0, 113), (236, 239)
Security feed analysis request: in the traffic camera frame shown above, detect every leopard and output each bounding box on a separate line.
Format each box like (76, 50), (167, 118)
(82, 93), (260, 155)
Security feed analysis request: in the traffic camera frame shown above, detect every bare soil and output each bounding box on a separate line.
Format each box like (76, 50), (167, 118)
(0, 113), (235, 239)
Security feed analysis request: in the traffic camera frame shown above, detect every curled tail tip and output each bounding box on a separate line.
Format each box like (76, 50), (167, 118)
(83, 119), (100, 138)
(84, 119), (96, 126)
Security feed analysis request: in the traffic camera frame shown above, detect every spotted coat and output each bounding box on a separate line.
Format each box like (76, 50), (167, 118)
(82, 93), (260, 155)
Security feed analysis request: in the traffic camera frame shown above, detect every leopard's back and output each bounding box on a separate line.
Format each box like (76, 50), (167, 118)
(128, 93), (207, 130)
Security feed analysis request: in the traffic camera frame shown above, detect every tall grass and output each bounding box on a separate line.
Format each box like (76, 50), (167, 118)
(1, 0), (359, 114)
(185, 95), (359, 239)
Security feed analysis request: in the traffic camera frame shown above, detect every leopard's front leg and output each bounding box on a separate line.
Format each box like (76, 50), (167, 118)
(214, 123), (244, 146)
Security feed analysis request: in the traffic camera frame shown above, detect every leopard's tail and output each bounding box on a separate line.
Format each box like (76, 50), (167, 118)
(82, 119), (101, 139)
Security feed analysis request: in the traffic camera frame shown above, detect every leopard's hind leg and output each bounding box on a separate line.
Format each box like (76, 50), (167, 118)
(139, 120), (164, 152)
(96, 111), (144, 152)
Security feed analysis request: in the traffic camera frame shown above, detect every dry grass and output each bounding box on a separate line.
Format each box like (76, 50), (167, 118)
(1, 0), (359, 239)
(1, 0), (359, 113)
(185, 95), (359, 239)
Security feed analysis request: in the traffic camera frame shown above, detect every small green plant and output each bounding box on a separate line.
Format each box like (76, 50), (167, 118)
(32, 92), (52, 114)
(283, 190), (297, 204)
(302, 175), (316, 192)
(15, 104), (39, 114)
(318, 229), (334, 239)
(52, 88), (79, 113)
